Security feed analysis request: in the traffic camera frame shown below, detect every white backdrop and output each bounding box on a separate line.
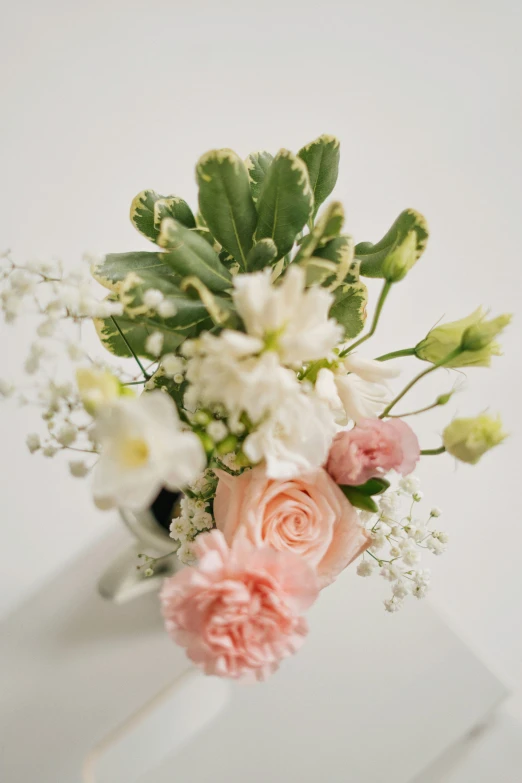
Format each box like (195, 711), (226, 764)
(1, 0), (521, 718)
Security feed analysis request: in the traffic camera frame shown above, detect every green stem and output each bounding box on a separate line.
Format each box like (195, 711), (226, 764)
(110, 317), (150, 380)
(387, 401), (441, 418)
(340, 280), (392, 357)
(380, 347), (462, 418)
(421, 446), (446, 456)
(375, 347), (416, 362)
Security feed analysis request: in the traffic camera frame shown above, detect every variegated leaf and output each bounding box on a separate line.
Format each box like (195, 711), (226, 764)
(245, 150), (273, 203)
(246, 238), (278, 271)
(130, 190), (195, 243)
(294, 202), (344, 263)
(158, 218), (232, 294)
(94, 312), (185, 360)
(196, 149), (257, 271)
(356, 209), (429, 278)
(298, 134), (340, 219)
(255, 150), (313, 261)
(330, 280), (368, 339)
(92, 252), (182, 294)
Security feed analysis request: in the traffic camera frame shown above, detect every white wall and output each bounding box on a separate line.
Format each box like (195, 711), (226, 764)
(1, 0), (521, 712)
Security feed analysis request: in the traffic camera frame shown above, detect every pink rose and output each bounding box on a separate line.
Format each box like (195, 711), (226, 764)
(213, 466), (370, 589)
(326, 418), (420, 486)
(160, 529), (318, 681)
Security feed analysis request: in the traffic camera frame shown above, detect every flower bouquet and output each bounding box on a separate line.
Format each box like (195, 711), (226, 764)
(1, 134), (510, 682)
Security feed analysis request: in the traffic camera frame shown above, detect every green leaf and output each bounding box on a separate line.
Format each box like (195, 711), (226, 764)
(330, 280), (368, 339)
(130, 190), (195, 243)
(245, 150), (273, 203)
(158, 218), (232, 294)
(246, 238), (278, 271)
(298, 134), (340, 219)
(339, 486), (379, 513)
(352, 478), (391, 496)
(294, 202), (345, 264)
(147, 366), (189, 423)
(94, 312), (185, 361)
(196, 149), (257, 270)
(255, 149), (313, 261)
(315, 236), (359, 282)
(92, 251), (182, 294)
(356, 209), (429, 278)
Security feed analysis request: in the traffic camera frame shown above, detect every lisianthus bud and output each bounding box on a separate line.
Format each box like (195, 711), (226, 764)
(382, 230), (418, 283)
(415, 308), (507, 367)
(76, 367), (123, 415)
(460, 313), (511, 352)
(443, 414), (507, 464)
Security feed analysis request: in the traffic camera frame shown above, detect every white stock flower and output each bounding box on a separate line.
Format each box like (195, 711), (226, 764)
(185, 332), (290, 422)
(243, 386), (337, 479)
(92, 391), (206, 511)
(315, 353), (399, 423)
(145, 331), (164, 357)
(232, 265), (342, 367)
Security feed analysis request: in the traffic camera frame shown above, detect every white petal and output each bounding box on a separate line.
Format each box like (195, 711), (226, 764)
(343, 354), (400, 383)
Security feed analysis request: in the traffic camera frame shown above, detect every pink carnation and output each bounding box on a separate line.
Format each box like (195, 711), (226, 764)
(160, 529), (319, 682)
(326, 418), (420, 486)
(214, 466), (370, 589)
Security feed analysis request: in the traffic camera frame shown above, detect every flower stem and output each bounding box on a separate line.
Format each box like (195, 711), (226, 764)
(110, 316), (150, 380)
(380, 347), (462, 418)
(375, 347), (416, 362)
(340, 280), (392, 357)
(421, 446), (446, 456)
(387, 401), (441, 418)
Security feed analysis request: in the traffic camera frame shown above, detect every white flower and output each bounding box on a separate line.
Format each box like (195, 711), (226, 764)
(9, 269), (36, 294)
(162, 354), (185, 378)
(69, 460), (90, 478)
(145, 331), (164, 357)
(0, 379), (15, 397)
(55, 423), (77, 447)
(207, 420), (228, 443)
(357, 560), (375, 577)
(143, 289), (164, 309)
(92, 391), (206, 511)
(185, 333), (290, 422)
(316, 353), (399, 424)
(399, 475), (421, 495)
(232, 266), (343, 367)
(430, 507), (442, 518)
(177, 540), (197, 565)
(384, 597), (402, 613)
(26, 433), (41, 453)
(42, 444), (58, 457)
(243, 386), (337, 479)
(157, 300), (177, 319)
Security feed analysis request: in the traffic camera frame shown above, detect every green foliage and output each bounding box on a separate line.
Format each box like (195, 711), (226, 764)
(339, 485), (379, 513)
(158, 218), (232, 294)
(352, 478), (390, 496)
(130, 190), (195, 243)
(147, 366), (189, 423)
(94, 311), (185, 360)
(246, 238), (278, 271)
(294, 202), (344, 264)
(255, 150), (313, 260)
(196, 149), (257, 271)
(245, 150), (273, 203)
(356, 209), (428, 278)
(330, 280), (368, 339)
(298, 134), (340, 218)
(92, 251), (182, 293)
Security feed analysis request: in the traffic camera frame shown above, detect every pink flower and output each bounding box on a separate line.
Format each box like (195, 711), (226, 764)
(214, 466), (370, 589)
(160, 529), (319, 682)
(326, 418), (420, 486)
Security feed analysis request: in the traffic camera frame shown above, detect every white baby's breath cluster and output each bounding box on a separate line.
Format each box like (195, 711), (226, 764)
(169, 470), (217, 564)
(356, 476), (448, 612)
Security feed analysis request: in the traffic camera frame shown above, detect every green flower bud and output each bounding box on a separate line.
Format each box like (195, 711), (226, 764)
(415, 308), (506, 367)
(460, 313), (512, 352)
(382, 230), (418, 283)
(443, 414), (507, 464)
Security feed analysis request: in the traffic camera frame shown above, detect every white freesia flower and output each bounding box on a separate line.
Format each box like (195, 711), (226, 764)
(243, 387), (337, 479)
(92, 391), (206, 511)
(232, 265), (342, 367)
(316, 354), (399, 423)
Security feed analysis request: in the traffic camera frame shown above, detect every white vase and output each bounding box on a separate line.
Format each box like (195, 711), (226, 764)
(98, 499), (182, 604)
